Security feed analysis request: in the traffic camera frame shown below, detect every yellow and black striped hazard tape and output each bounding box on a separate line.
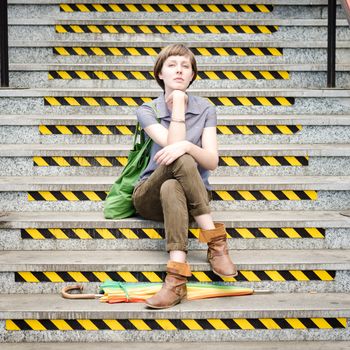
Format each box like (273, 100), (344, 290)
(53, 47), (283, 57)
(21, 227), (326, 240)
(39, 125), (300, 135)
(59, 4), (274, 13)
(15, 270), (335, 283)
(44, 96), (294, 106)
(33, 156), (309, 167)
(7, 317), (346, 331)
(56, 24), (278, 34)
(27, 190), (318, 201)
(49, 70), (289, 80)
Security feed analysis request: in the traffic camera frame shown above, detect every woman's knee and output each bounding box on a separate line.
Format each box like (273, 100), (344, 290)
(172, 154), (197, 173)
(160, 179), (183, 201)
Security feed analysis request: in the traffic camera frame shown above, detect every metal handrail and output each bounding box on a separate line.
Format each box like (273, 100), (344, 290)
(0, 0), (9, 87)
(327, 0), (336, 87)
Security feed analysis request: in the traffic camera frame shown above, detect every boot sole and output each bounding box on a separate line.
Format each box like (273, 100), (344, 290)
(145, 298), (187, 309)
(212, 269), (238, 278)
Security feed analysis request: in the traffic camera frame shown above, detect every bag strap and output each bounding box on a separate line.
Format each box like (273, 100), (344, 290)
(133, 101), (160, 147)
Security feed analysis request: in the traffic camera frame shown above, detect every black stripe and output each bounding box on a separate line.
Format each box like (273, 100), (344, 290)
(92, 319), (110, 330)
(118, 319), (136, 330)
(21, 229), (32, 239)
(252, 271), (269, 280)
(15, 273), (26, 282)
(249, 319), (267, 329)
(299, 318), (319, 328)
(40, 319), (59, 330)
(277, 271), (294, 280)
(33, 272), (51, 282)
(28, 191), (44, 200)
(13, 320), (32, 330)
(58, 272), (76, 282)
(66, 319), (85, 330)
(289, 125), (301, 133)
(221, 319), (241, 329)
(144, 319), (163, 330)
(196, 319), (215, 330)
(274, 318), (294, 329)
(325, 317), (346, 328)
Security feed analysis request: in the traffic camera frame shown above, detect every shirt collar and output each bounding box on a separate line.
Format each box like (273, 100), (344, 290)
(156, 93), (202, 118)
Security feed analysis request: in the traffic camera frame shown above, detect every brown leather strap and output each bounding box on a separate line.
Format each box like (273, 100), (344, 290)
(167, 260), (192, 277)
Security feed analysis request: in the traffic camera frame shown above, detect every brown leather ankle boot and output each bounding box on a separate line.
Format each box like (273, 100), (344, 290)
(145, 260), (191, 309)
(199, 223), (238, 278)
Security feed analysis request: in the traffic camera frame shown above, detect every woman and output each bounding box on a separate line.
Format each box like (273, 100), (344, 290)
(132, 44), (237, 309)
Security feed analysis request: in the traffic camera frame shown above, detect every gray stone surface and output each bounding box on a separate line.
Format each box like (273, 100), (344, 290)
(0, 249), (348, 271)
(1, 341), (350, 350)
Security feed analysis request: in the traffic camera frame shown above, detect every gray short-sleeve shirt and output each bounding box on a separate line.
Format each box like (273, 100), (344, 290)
(135, 93), (217, 190)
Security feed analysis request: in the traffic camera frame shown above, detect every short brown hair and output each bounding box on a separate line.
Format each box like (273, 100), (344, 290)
(153, 44), (197, 90)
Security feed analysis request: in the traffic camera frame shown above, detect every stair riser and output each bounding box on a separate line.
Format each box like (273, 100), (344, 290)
(1, 126), (350, 144)
(0, 272), (348, 294)
(7, 4), (348, 20)
(8, 25), (350, 42)
(0, 191), (349, 211)
(9, 48), (350, 65)
(1, 97), (349, 115)
(0, 228), (349, 251)
(1, 157), (349, 177)
(9, 72), (350, 89)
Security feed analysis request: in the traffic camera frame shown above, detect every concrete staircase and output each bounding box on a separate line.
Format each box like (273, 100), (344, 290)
(1, 0), (350, 347)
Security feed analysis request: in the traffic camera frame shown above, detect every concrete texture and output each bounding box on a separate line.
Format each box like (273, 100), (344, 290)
(0, 249), (348, 271)
(1, 341), (350, 350)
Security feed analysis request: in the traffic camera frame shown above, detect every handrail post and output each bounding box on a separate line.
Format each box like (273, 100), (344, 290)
(327, 0), (337, 87)
(0, 0), (9, 87)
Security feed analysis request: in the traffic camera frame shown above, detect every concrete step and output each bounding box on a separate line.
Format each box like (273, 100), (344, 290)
(2, 113), (350, 125)
(0, 292), (349, 341)
(10, 71), (350, 89)
(1, 210), (349, 250)
(0, 88), (349, 115)
(2, 342), (350, 350)
(0, 144), (349, 177)
(0, 175), (348, 212)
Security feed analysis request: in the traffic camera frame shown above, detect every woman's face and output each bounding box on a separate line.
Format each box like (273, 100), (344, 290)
(158, 55), (194, 94)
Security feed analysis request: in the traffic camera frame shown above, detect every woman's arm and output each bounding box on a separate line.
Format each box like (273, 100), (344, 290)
(154, 126), (219, 171)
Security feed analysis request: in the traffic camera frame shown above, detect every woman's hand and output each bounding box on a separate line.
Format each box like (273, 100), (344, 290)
(165, 90), (188, 111)
(154, 140), (190, 165)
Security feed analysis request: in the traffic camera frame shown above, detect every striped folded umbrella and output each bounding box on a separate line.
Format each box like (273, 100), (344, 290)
(99, 281), (254, 304)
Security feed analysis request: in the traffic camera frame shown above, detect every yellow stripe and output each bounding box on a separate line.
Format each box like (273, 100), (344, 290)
(125, 4), (139, 12)
(54, 47), (69, 56)
(240, 271), (261, 281)
(282, 228), (301, 238)
(121, 25), (136, 34)
(33, 157), (49, 167)
(118, 272), (138, 282)
(45, 272), (64, 283)
(45, 97), (61, 106)
(73, 157), (91, 167)
(235, 228), (255, 239)
(60, 4), (73, 12)
(259, 228), (278, 238)
(95, 228), (115, 239)
(78, 320), (99, 331)
(156, 319), (177, 330)
(139, 25), (153, 34)
(313, 270), (334, 281)
(67, 272), (89, 282)
(38, 192), (58, 201)
(25, 228), (45, 239)
(51, 320), (73, 331)
(281, 190), (301, 200)
(264, 271), (285, 281)
(18, 272), (39, 283)
(95, 157), (113, 167)
(289, 270), (309, 281)
(83, 191), (102, 201)
(123, 97), (139, 106)
(142, 228), (162, 239)
(243, 156), (260, 166)
(237, 190), (256, 201)
(130, 319), (152, 331)
(215, 190), (233, 200)
(311, 318), (332, 329)
(192, 271), (212, 282)
(237, 97), (253, 106)
(276, 97), (292, 106)
(103, 97), (119, 106)
(105, 25), (118, 34)
(260, 190), (279, 200)
(207, 318), (229, 330)
(119, 228), (138, 239)
(26, 320), (47, 331)
(286, 318), (307, 329)
(306, 227), (324, 238)
(182, 319), (203, 330)
(142, 271), (163, 282)
(234, 319), (255, 330)
(103, 320), (125, 330)
(263, 156), (281, 166)
(284, 156), (302, 166)
(38, 125), (52, 135)
(117, 125), (133, 135)
(93, 272), (112, 282)
(49, 228), (69, 240)
(73, 47), (87, 56)
(259, 318), (281, 329)
(61, 192), (79, 201)
(55, 126), (72, 134)
(306, 190), (318, 200)
(221, 156), (239, 167)
(6, 320), (21, 331)
(73, 228), (92, 239)
(217, 125), (233, 134)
